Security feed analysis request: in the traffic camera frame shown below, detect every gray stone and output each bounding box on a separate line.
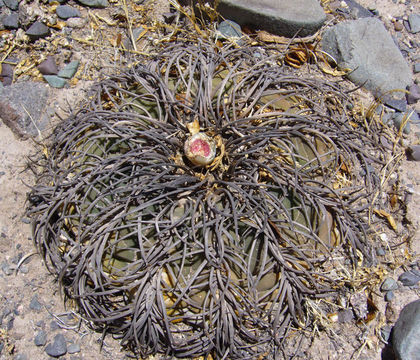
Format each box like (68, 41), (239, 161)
(0, 81), (50, 138)
(398, 271), (420, 287)
(408, 145), (420, 162)
(408, 14), (420, 34)
(50, 320), (60, 331)
(381, 277), (398, 291)
(385, 291), (395, 302)
(34, 330), (47, 346)
(45, 334), (67, 357)
(67, 343), (81, 354)
(76, 0), (108, 8)
(392, 299), (420, 360)
(56, 5), (81, 20)
(57, 60), (79, 79)
(376, 247), (386, 256)
(29, 294), (42, 311)
(414, 63), (420, 74)
(43, 75), (67, 88)
(392, 113), (411, 134)
(337, 309), (354, 323)
(188, 0), (326, 37)
(37, 56), (58, 75)
(217, 20), (242, 39)
(26, 21), (50, 41)
(1, 261), (12, 276)
(322, 18), (412, 97)
(385, 98), (407, 113)
(406, 84), (420, 105)
(123, 26), (145, 49)
(343, 0), (373, 19)
(3, 12), (19, 29)
(3, 0), (18, 11)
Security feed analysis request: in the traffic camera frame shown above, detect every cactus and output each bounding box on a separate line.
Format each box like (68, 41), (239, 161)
(28, 41), (388, 359)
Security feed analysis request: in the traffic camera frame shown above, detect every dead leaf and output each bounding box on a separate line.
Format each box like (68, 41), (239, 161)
(257, 30), (289, 44)
(318, 62), (350, 76)
(187, 119), (200, 135)
(374, 209), (397, 230)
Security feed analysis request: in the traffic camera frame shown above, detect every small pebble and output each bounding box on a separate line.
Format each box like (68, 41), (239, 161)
(29, 294), (42, 311)
(385, 290), (395, 302)
(57, 60), (79, 79)
(376, 247), (386, 256)
(398, 271), (420, 286)
(337, 309), (354, 323)
(26, 21), (50, 41)
(394, 21), (403, 31)
(3, 0), (18, 11)
(67, 343), (81, 354)
(3, 13), (19, 29)
(379, 233), (388, 241)
(34, 330), (47, 346)
(1, 261), (13, 276)
(43, 75), (67, 88)
(50, 320), (60, 331)
(381, 277), (398, 291)
(45, 334), (67, 357)
(217, 20), (243, 39)
(407, 145), (420, 161)
(19, 265), (28, 274)
(76, 0), (109, 8)
(384, 97), (407, 113)
(392, 113), (411, 134)
(123, 26), (145, 49)
(56, 5), (81, 20)
(37, 56), (58, 75)
(406, 84), (420, 104)
(407, 13), (420, 33)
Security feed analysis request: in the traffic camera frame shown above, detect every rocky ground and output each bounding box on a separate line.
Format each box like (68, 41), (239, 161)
(0, 0), (419, 359)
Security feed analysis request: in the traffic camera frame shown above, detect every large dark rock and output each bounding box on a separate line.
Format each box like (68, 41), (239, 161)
(182, 0), (326, 37)
(322, 18), (412, 97)
(0, 81), (50, 138)
(392, 299), (420, 360)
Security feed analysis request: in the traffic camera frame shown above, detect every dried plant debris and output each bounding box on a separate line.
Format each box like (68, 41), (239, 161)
(27, 40), (396, 359)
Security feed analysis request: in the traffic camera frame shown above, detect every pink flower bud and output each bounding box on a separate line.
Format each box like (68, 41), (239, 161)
(184, 133), (216, 166)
